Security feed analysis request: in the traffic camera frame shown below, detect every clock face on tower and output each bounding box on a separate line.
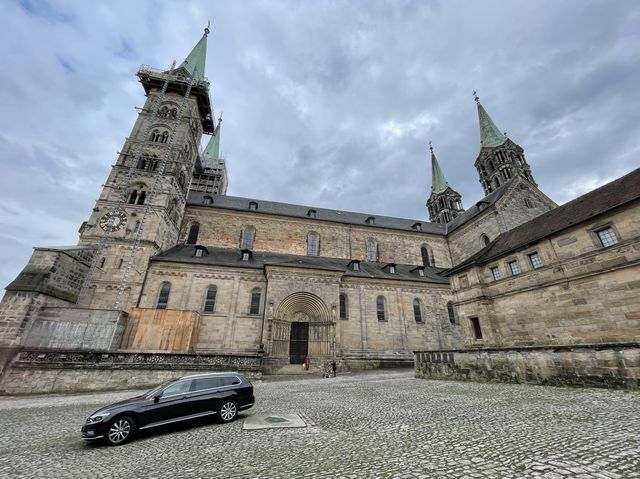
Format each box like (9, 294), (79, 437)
(99, 210), (128, 232)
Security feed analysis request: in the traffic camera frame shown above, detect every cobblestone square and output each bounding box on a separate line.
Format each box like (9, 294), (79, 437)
(0, 370), (638, 478)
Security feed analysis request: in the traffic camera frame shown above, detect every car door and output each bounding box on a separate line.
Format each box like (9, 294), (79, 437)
(141, 378), (194, 427)
(187, 376), (223, 415)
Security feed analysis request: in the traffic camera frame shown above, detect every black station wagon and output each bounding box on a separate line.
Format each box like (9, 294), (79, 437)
(81, 372), (255, 445)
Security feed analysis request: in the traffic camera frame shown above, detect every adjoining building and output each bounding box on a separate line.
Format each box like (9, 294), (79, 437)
(0, 28), (637, 394)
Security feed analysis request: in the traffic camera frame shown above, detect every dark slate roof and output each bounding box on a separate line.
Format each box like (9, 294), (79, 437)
(446, 179), (514, 232)
(152, 245), (449, 284)
(446, 168), (640, 275)
(187, 191), (446, 234)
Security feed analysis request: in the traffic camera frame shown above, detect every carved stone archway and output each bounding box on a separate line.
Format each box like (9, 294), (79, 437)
(269, 292), (334, 361)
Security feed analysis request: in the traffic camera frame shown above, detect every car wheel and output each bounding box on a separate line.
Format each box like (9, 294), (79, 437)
(105, 415), (135, 446)
(218, 400), (238, 423)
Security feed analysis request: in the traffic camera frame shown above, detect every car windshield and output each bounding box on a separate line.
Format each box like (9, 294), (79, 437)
(144, 379), (180, 399)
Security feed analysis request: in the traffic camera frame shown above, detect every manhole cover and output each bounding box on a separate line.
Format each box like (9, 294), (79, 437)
(243, 413), (307, 430)
(264, 416), (288, 424)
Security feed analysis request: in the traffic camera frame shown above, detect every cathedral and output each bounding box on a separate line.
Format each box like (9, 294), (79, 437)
(0, 28), (638, 392)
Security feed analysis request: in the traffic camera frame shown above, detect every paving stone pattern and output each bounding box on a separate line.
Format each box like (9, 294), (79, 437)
(0, 370), (638, 479)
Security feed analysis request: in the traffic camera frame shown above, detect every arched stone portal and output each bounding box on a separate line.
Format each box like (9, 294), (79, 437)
(269, 292), (334, 364)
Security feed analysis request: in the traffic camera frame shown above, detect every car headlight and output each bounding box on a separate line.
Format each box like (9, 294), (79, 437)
(86, 412), (110, 424)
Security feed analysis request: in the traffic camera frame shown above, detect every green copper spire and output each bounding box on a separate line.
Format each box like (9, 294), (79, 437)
(204, 118), (221, 158)
(430, 143), (450, 194)
(177, 25), (209, 81)
(475, 93), (508, 148)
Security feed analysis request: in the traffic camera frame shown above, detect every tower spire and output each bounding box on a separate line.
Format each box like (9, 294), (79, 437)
(204, 116), (222, 159)
(430, 142), (450, 194)
(475, 93), (507, 148)
(176, 25), (210, 81)
(426, 143), (464, 224)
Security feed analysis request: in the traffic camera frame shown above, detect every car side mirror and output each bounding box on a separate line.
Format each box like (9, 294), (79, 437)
(153, 392), (163, 403)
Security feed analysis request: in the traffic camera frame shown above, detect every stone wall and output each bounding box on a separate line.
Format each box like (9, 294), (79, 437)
(449, 203), (640, 349)
(23, 307), (127, 351)
(0, 349), (262, 395)
(447, 179), (555, 265)
(182, 207), (451, 267)
(415, 343), (640, 388)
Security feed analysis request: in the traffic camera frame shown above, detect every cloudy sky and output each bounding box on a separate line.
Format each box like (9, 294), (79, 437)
(0, 0), (638, 289)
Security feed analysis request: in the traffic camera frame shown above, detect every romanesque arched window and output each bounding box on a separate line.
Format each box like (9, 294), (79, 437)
(421, 245), (434, 267)
(376, 296), (386, 321)
(128, 185), (147, 205)
(339, 293), (348, 320)
(494, 177), (501, 189)
(488, 160), (495, 172)
(150, 129), (160, 142)
(187, 223), (200, 245)
(413, 298), (423, 323)
(249, 288), (261, 315)
(365, 238), (378, 262)
(160, 130), (169, 143)
(447, 301), (456, 324)
(241, 226), (256, 250)
(157, 282), (171, 309)
(203, 286), (217, 313)
(307, 232), (320, 256)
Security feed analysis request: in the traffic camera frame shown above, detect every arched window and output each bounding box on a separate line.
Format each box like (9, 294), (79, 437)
(421, 245), (434, 267)
(241, 226), (256, 250)
(376, 296), (386, 321)
(187, 223), (200, 244)
(157, 282), (171, 309)
(133, 221), (141, 234)
(170, 108), (178, 118)
(249, 288), (261, 315)
(159, 106), (170, 117)
(150, 129), (160, 142)
(307, 232), (320, 256)
(487, 161), (495, 172)
(128, 186), (147, 205)
(365, 238), (378, 262)
(167, 198), (178, 223)
(480, 234), (490, 247)
(160, 130), (169, 143)
(494, 177), (501, 188)
(203, 286), (217, 313)
(447, 301), (456, 324)
(413, 298), (423, 323)
(339, 293), (348, 320)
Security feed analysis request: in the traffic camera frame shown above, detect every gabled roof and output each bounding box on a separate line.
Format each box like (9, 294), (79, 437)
(152, 245), (449, 284)
(446, 168), (640, 275)
(446, 179), (515, 232)
(187, 192), (446, 234)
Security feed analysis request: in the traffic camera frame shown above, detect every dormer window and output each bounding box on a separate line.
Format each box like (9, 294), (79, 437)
(350, 260), (361, 271)
(413, 266), (425, 277)
(307, 209), (316, 218)
(241, 249), (252, 261)
(194, 245), (208, 257)
(248, 201), (258, 211)
(412, 223), (422, 231)
(203, 196), (213, 205)
(365, 216), (375, 225)
(385, 264), (396, 274)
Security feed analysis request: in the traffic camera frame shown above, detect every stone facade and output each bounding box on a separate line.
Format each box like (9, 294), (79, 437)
(0, 28), (638, 392)
(181, 207), (451, 267)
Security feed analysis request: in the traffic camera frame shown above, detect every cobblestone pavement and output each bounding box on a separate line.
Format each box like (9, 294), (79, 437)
(0, 370), (639, 479)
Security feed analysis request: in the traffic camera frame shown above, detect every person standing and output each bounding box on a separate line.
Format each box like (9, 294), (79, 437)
(331, 360), (337, 377)
(303, 356), (310, 371)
